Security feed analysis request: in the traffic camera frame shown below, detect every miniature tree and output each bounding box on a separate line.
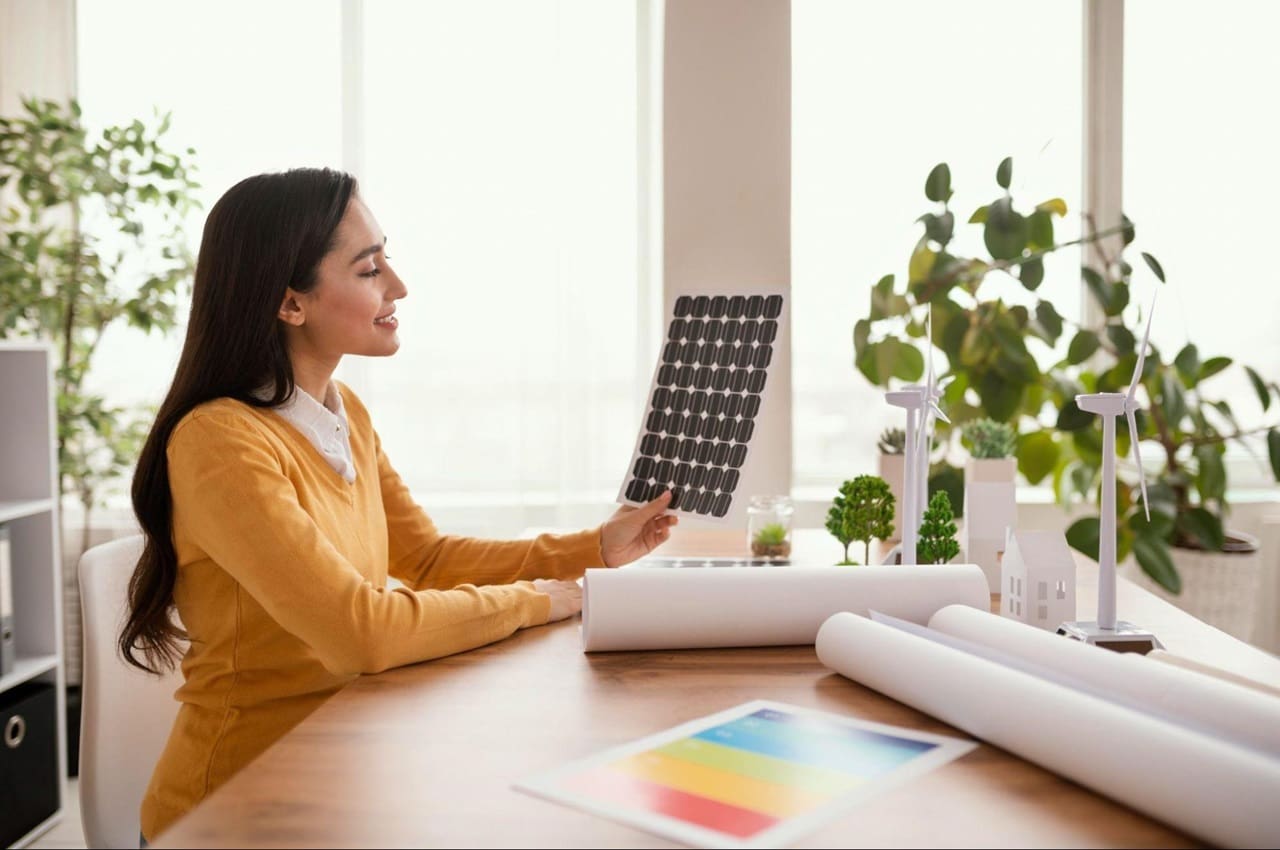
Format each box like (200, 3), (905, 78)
(961, 418), (1017, 459)
(825, 476), (895, 565)
(918, 491), (960, 564)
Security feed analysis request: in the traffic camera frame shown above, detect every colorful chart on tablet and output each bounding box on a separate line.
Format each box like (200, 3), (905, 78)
(515, 700), (975, 849)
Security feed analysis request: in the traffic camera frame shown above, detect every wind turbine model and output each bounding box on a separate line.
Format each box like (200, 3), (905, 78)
(883, 307), (948, 566)
(913, 307), (949, 535)
(1057, 296), (1165, 653)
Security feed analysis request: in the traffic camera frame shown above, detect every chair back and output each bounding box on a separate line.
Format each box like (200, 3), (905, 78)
(78, 534), (183, 849)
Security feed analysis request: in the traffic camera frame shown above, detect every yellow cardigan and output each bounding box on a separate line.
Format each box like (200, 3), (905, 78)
(141, 384), (604, 840)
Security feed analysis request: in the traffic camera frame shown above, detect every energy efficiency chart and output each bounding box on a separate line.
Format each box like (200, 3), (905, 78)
(516, 700), (975, 848)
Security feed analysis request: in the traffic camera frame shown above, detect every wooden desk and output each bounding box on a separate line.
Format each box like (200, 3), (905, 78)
(157, 529), (1280, 848)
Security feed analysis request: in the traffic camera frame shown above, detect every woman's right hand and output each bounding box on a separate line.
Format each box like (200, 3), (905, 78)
(531, 579), (583, 623)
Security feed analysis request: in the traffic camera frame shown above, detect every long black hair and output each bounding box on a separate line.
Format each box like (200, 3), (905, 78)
(120, 167), (357, 673)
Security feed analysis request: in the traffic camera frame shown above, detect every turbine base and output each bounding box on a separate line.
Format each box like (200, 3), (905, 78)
(1056, 620), (1164, 654)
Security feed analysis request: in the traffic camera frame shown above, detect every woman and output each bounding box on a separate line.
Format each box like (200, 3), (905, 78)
(120, 168), (676, 842)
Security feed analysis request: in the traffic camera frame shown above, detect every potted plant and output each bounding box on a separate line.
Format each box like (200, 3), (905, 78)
(0, 97), (199, 767)
(851, 158), (1280, 613)
(918, 491), (960, 565)
(750, 523), (791, 560)
(877, 427), (906, 542)
(960, 418), (1017, 590)
(825, 475), (895, 565)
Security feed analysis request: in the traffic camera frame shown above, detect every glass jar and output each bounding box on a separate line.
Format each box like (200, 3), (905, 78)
(746, 495), (794, 563)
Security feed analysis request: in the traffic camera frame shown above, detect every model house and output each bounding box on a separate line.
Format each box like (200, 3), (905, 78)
(1002, 529), (1077, 629)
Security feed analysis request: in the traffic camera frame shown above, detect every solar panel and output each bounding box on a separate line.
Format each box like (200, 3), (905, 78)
(617, 292), (786, 522)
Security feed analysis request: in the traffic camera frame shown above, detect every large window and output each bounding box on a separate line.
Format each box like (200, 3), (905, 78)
(791, 0), (1082, 496)
(76, 0), (343, 419)
(354, 1), (640, 532)
(75, 1), (640, 533)
(1125, 0), (1280, 487)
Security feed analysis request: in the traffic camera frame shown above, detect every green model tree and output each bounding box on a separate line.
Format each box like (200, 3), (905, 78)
(918, 491), (960, 564)
(825, 475), (895, 565)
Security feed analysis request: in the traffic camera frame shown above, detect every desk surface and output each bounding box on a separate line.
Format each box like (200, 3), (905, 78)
(157, 528), (1280, 848)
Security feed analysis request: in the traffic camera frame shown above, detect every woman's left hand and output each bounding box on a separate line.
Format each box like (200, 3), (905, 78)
(600, 490), (678, 567)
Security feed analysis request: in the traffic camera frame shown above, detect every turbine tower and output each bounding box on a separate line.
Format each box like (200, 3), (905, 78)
(1058, 297), (1164, 653)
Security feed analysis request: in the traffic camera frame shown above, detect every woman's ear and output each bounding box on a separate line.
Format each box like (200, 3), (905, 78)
(278, 290), (306, 326)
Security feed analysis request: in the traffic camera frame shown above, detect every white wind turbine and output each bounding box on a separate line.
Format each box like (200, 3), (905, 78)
(1057, 296), (1164, 653)
(913, 306), (949, 536)
(883, 307), (947, 566)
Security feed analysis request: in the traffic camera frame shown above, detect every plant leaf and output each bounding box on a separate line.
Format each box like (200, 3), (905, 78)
(1198, 356), (1232, 382)
(1065, 516), (1100, 562)
(1106, 324), (1136, 356)
(996, 156), (1013, 190)
(1017, 430), (1059, 485)
(1177, 507), (1226, 552)
(1056, 399), (1095, 431)
(1173, 344), (1200, 387)
(925, 163), (952, 203)
(1194, 444), (1226, 502)
(1245, 366), (1271, 412)
(968, 205), (988, 224)
(1019, 257), (1044, 290)
(1035, 197), (1068, 217)
(1141, 251), (1166, 283)
(1268, 428), (1280, 481)
(1133, 534), (1181, 593)
(983, 197), (1028, 261)
(1067, 330), (1100, 364)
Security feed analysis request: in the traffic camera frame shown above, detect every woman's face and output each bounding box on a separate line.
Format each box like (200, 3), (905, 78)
(280, 197), (407, 361)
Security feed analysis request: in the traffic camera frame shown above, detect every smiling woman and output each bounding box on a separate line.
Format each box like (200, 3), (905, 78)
(117, 168), (676, 842)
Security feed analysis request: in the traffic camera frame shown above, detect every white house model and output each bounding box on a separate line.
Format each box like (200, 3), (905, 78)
(1001, 529), (1076, 630)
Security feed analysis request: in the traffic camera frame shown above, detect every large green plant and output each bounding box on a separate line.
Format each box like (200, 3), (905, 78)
(0, 97), (199, 550)
(854, 159), (1280, 592)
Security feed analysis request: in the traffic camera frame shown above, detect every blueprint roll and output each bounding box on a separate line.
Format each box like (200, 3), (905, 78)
(580, 564), (989, 652)
(928, 604), (1280, 759)
(815, 612), (1280, 848)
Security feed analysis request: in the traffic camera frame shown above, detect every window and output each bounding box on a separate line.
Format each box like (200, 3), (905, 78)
(792, 0), (1082, 494)
(1038, 605), (1048, 620)
(1037, 581), (1048, 601)
(75, 0), (343, 431)
(75, 1), (640, 532)
(1056, 579), (1067, 600)
(353, 1), (640, 534)
(1125, 0), (1280, 488)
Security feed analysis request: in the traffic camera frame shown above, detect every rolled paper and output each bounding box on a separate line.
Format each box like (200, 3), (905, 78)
(927, 604), (1280, 759)
(581, 564), (989, 652)
(815, 611), (1280, 848)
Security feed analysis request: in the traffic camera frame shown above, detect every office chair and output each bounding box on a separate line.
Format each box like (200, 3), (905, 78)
(78, 534), (183, 849)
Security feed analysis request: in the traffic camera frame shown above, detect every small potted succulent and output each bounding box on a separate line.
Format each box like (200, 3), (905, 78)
(751, 522), (792, 560)
(960, 418), (1018, 590)
(877, 427), (906, 542)
(825, 475), (895, 565)
(918, 491), (960, 565)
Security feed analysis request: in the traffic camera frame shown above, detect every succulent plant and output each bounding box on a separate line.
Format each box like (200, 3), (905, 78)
(878, 427), (906, 455)
(962, 418), (1017, 459)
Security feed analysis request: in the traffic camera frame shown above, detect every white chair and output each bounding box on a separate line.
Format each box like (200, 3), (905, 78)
(78, 534), (183, 849)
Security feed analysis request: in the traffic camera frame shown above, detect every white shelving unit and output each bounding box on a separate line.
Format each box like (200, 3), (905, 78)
(0, 342), (66, 848)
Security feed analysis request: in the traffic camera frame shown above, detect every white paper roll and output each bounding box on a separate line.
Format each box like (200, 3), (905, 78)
(581, 564), (989, 652)
(816, 612), (1280, 848)
(928, 604), (1280, 759)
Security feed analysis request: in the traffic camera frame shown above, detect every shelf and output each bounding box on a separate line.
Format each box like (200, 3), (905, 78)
(11, 809), (63, 849)
(0, 498), (54, 525)
(0, 653), (59, 694)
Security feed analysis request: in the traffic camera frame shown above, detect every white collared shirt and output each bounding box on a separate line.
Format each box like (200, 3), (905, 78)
(255, 382), (357, 483)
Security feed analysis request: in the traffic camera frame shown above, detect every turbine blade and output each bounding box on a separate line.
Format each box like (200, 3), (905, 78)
(929, 401), (950, 424)
(1128, 293), (1158, 401)
(1127, 407), (1150, 522)
(925, 305), (935, 394)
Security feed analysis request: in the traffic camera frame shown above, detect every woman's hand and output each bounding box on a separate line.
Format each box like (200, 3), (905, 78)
(532, 579), (583, 622)
(600, 490), (678, 567)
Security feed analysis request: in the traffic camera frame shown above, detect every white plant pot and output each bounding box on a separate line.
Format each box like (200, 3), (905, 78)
(961, 457), (1017, 592)
(877, 453), (905, 543)
(1119, 535), (1262, 644)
